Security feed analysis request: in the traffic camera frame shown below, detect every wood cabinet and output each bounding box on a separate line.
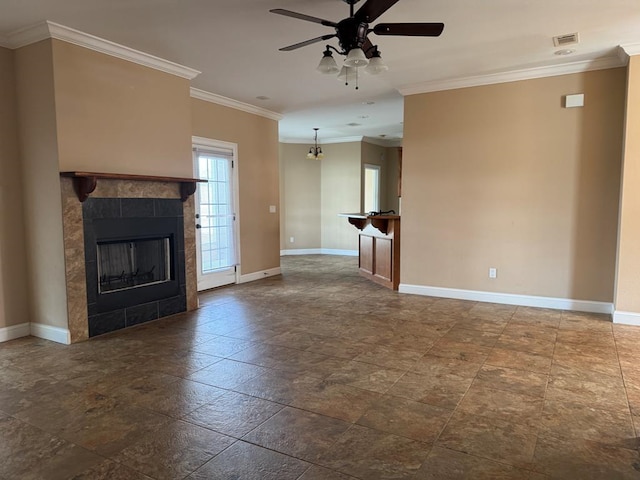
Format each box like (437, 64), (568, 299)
(342, 214), (400, 290)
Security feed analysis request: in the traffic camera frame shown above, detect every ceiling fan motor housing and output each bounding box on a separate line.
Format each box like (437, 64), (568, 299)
(337, 17), (369, 52)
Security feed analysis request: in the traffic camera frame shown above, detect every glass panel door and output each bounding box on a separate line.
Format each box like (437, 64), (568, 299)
(364, 164), (381, 213)
(194, 147), (237, 290)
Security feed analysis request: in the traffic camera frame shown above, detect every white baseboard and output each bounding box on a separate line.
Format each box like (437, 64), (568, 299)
(0, 323), (30, 343)
(281, 249), (358, 257)
(281, 248), (323, 255)
(237, 267), (282, 284)
(399, 283), (613, 314)
(30, 323), (71, 345)
(321, 249), (358, 256)
(613, 310), (640, 325)
(0, 322), (71, 345)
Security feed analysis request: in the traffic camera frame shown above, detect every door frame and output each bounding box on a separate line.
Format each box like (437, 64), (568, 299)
(192, 135), (241, 289)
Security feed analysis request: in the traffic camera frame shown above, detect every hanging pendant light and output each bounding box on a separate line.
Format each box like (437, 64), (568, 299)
(337, 65), (356, 82)
(344, 47), (369, 67)
(364, 48), (388, 75)
(316, 48), (339, 74)
(306, 128), (324, 160)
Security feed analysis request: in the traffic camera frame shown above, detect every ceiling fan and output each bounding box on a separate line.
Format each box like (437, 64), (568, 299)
(270, 0), (444, 86)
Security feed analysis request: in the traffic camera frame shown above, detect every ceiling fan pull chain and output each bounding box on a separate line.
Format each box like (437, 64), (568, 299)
(356, 67), (359, 90)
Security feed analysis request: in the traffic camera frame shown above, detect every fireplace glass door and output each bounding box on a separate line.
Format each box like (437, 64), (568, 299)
(97, 237), (172, 294)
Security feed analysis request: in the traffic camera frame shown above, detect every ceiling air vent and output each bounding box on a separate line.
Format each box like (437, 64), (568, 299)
(347, 122), (361, 127)
(553, 33), (579, 47)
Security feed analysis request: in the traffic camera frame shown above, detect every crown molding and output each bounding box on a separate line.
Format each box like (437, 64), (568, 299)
(323, 135), (363, 144)
(6, 21), (200, 79)
(619, 43), (640, 64)
(617, 46), (630, 66)
(279, 138), (313, 144)
(363, 136), (403, 148)
(5, 21), (50, 48)
(190, 88), (282, 121)
(279, 135), (364, 144)
(399, 55), (625, 96)
(279, 135), (402, 147)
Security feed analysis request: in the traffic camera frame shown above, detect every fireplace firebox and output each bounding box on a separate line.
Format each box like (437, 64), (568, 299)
(97, 237), (171, 293)
(83, 198), (187, 337)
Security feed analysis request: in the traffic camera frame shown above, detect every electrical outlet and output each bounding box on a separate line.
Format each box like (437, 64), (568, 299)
(489, 268), (497, 279)
(269, 205), (277, 213)
(289, 237), (294, 243)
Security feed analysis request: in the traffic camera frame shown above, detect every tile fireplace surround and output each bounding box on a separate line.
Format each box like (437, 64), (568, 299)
(60, 176), (198, 343)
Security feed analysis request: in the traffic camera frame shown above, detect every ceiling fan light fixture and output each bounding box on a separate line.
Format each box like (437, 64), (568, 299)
(272, 0), (445, 90)
(337, 65), (357, 82)
(317, 49), (340, 74)
(364, 49), (388, 75)
(344, 47), (369, 67)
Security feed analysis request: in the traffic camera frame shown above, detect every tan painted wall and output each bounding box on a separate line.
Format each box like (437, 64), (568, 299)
(615, 57), (640, 312)
(14, 40), (69, 328)
(279, 143), (321, 250)
(192, 99), (280, 274)
(52, 40), (193, 177)
(0, 47), (29, 329)
(402, 68), (625, 301)
(385, 147), (401, 214)
(321, 142), (361, 251)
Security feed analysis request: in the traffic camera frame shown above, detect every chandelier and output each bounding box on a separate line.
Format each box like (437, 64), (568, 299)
(307, 128), (324, 160)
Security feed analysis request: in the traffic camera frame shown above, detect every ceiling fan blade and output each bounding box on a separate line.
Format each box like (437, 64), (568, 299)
(279, 34), (337, 52)
(362, 37), (375, 58)
(373, 22), (445, 36)
(270, 9), (337, 27)
(354, 0), (400, 23)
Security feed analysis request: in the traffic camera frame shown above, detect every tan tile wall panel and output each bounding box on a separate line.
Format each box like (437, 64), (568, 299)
(60, 178), (89, 342)
(183, 196), (198, 310)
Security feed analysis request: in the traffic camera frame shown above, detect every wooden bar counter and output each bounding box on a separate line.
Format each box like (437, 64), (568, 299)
(340, 213), (400, 290)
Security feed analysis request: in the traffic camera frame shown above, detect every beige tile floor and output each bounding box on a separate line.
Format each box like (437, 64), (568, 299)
(2, 255), (640, 479)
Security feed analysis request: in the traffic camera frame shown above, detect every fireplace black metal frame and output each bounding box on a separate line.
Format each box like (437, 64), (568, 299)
(82, 198), (187, 337)
(91, 216), (180, 311)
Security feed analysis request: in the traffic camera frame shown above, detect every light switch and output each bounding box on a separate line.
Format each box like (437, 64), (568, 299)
(564, 94), (584, 108)
(269, 205), (277, 213)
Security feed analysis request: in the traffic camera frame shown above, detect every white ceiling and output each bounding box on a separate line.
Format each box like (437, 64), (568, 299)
(2, 0), (640, 143)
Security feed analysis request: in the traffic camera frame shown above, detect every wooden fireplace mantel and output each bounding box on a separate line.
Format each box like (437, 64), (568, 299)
(60, 171), (206, 202)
